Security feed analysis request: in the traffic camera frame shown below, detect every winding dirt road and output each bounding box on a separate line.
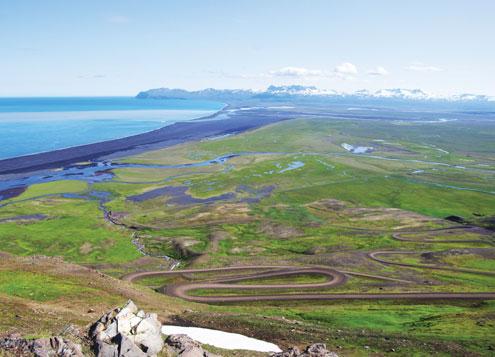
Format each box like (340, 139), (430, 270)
(122, 264), (495, 303)
(392, 226), (494, 245)
(367, 226), (495, 276)
(368, 251), (495, 276)
(121, 226), (495, 303)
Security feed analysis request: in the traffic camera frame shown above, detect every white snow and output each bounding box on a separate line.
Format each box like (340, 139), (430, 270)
(341, 143), (373, 154)
(161, 325), (282, 352)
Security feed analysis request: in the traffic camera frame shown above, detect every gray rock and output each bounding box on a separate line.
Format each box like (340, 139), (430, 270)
(271, 343), (338, 357)
(90, 322), (106, 339)
(181, 348), (207, 357)
(164, 334), (220, 357)
(165, 334), (200, 348)
(304, 343), (338, 357)
(136, 310), (146, 318)
(114, 334), (147, 357)
(95, 340), (119, 357)
(0, 334), (83, 357)
(270, 346), (301, 357)
(103, 321), (119, 341)
(118, 300), (138, 316)
(132, 317), (164, 355)
(90, 300), (164, 357)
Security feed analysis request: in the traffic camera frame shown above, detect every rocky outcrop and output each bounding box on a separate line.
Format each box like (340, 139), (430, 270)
(164, 334), (220, 357)
(0, 334), (83, 356)
(271, 343), (338, 357)
(89, 300), (164, 357)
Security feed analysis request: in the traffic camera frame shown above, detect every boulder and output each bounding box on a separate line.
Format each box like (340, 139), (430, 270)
(113, 333), (147, 357)
(94, 339), (119, 357)
(0, 334), (83, 357)
(305, 343), (338, 357)
(271, 343), (338, 357)
(164, 334), (220, 357)
(90, 300), (164, 357)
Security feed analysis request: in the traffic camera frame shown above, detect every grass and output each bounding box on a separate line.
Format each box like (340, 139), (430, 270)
(197, 299), (495, 356)
(14, 180), (88, 201)
(429, 271), (495, 290)
(1, 115), (495, 355)
(441, 254), (495, 271)
(269, 175), (495, 219)
(0, 270), (95, 302)
(134, 275), (178, 287)
(0, 198), (140, 263)
(121, 117), (495, 167)
(0, 255), (188, 342)
(133, 272), (331, 289)
(236, 273), (329, 285)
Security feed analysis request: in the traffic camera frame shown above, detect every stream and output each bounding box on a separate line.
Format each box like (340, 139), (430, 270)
(0, 149), (493, 263)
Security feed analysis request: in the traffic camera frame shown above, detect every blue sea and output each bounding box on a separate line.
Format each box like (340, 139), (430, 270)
(0, 97), (223, 159)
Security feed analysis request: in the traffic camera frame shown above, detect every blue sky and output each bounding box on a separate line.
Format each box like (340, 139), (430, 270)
(1, 0), (494, 96)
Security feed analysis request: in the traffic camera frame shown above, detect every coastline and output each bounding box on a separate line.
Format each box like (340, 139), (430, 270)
(0, 109), (220, 162)
(0, 96), (228, 161)
(0, 106), (291, 175)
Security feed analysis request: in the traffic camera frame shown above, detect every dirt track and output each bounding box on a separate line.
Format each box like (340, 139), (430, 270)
(367, 251), (495, 276)
(368, 226), (495, 276)
(392, 226), (494, 245)
(122, 264), (495, 303)
(122, 226), (495, 303)
(163, 291), (495, 303)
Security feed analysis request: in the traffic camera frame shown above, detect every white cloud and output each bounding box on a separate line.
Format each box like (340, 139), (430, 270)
(269, 66), (325, 78)
(107, 15), (130, 24)
(244, 63), (360, 81)
(334, 62), (358, 76)
(367, 66), (389, 76)
(405, 62), (443, 72)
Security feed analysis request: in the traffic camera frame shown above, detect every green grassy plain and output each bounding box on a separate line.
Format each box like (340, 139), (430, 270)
(0, 116), (494, 355)
(0, 198), (140, 263)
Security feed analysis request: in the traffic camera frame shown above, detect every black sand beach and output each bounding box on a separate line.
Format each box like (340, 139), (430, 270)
(0, 108), (293, 175)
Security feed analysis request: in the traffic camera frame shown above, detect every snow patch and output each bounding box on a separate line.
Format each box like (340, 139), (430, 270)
(161, 325), (282, 352)
(341, 143), (374, 154)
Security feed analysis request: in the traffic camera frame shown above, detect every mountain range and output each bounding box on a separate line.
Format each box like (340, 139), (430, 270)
(137, 85), (494, 105)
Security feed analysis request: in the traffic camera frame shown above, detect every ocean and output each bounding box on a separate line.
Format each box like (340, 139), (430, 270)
(0, 97), (224, 160)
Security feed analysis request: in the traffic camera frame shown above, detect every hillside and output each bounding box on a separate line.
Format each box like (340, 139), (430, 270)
(1, 109), (494, 355)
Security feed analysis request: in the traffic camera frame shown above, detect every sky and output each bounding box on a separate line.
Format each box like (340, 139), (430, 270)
(1, 0), (494, 96)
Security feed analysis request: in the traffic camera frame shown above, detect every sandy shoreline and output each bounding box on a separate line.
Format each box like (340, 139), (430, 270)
(0, 108), (292, 175)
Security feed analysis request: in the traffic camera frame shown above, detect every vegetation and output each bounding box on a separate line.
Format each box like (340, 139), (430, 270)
(0, 198), (140, 263)
(0, 116), (494, 355)
(13, 180), (88, 201)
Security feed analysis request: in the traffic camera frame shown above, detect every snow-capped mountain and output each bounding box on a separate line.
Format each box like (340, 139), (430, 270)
(137, 85), (494, 103)
(261, 86), (494, 102)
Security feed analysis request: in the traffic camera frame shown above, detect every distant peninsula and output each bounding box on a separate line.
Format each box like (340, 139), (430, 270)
(137, 85), (495, 110)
